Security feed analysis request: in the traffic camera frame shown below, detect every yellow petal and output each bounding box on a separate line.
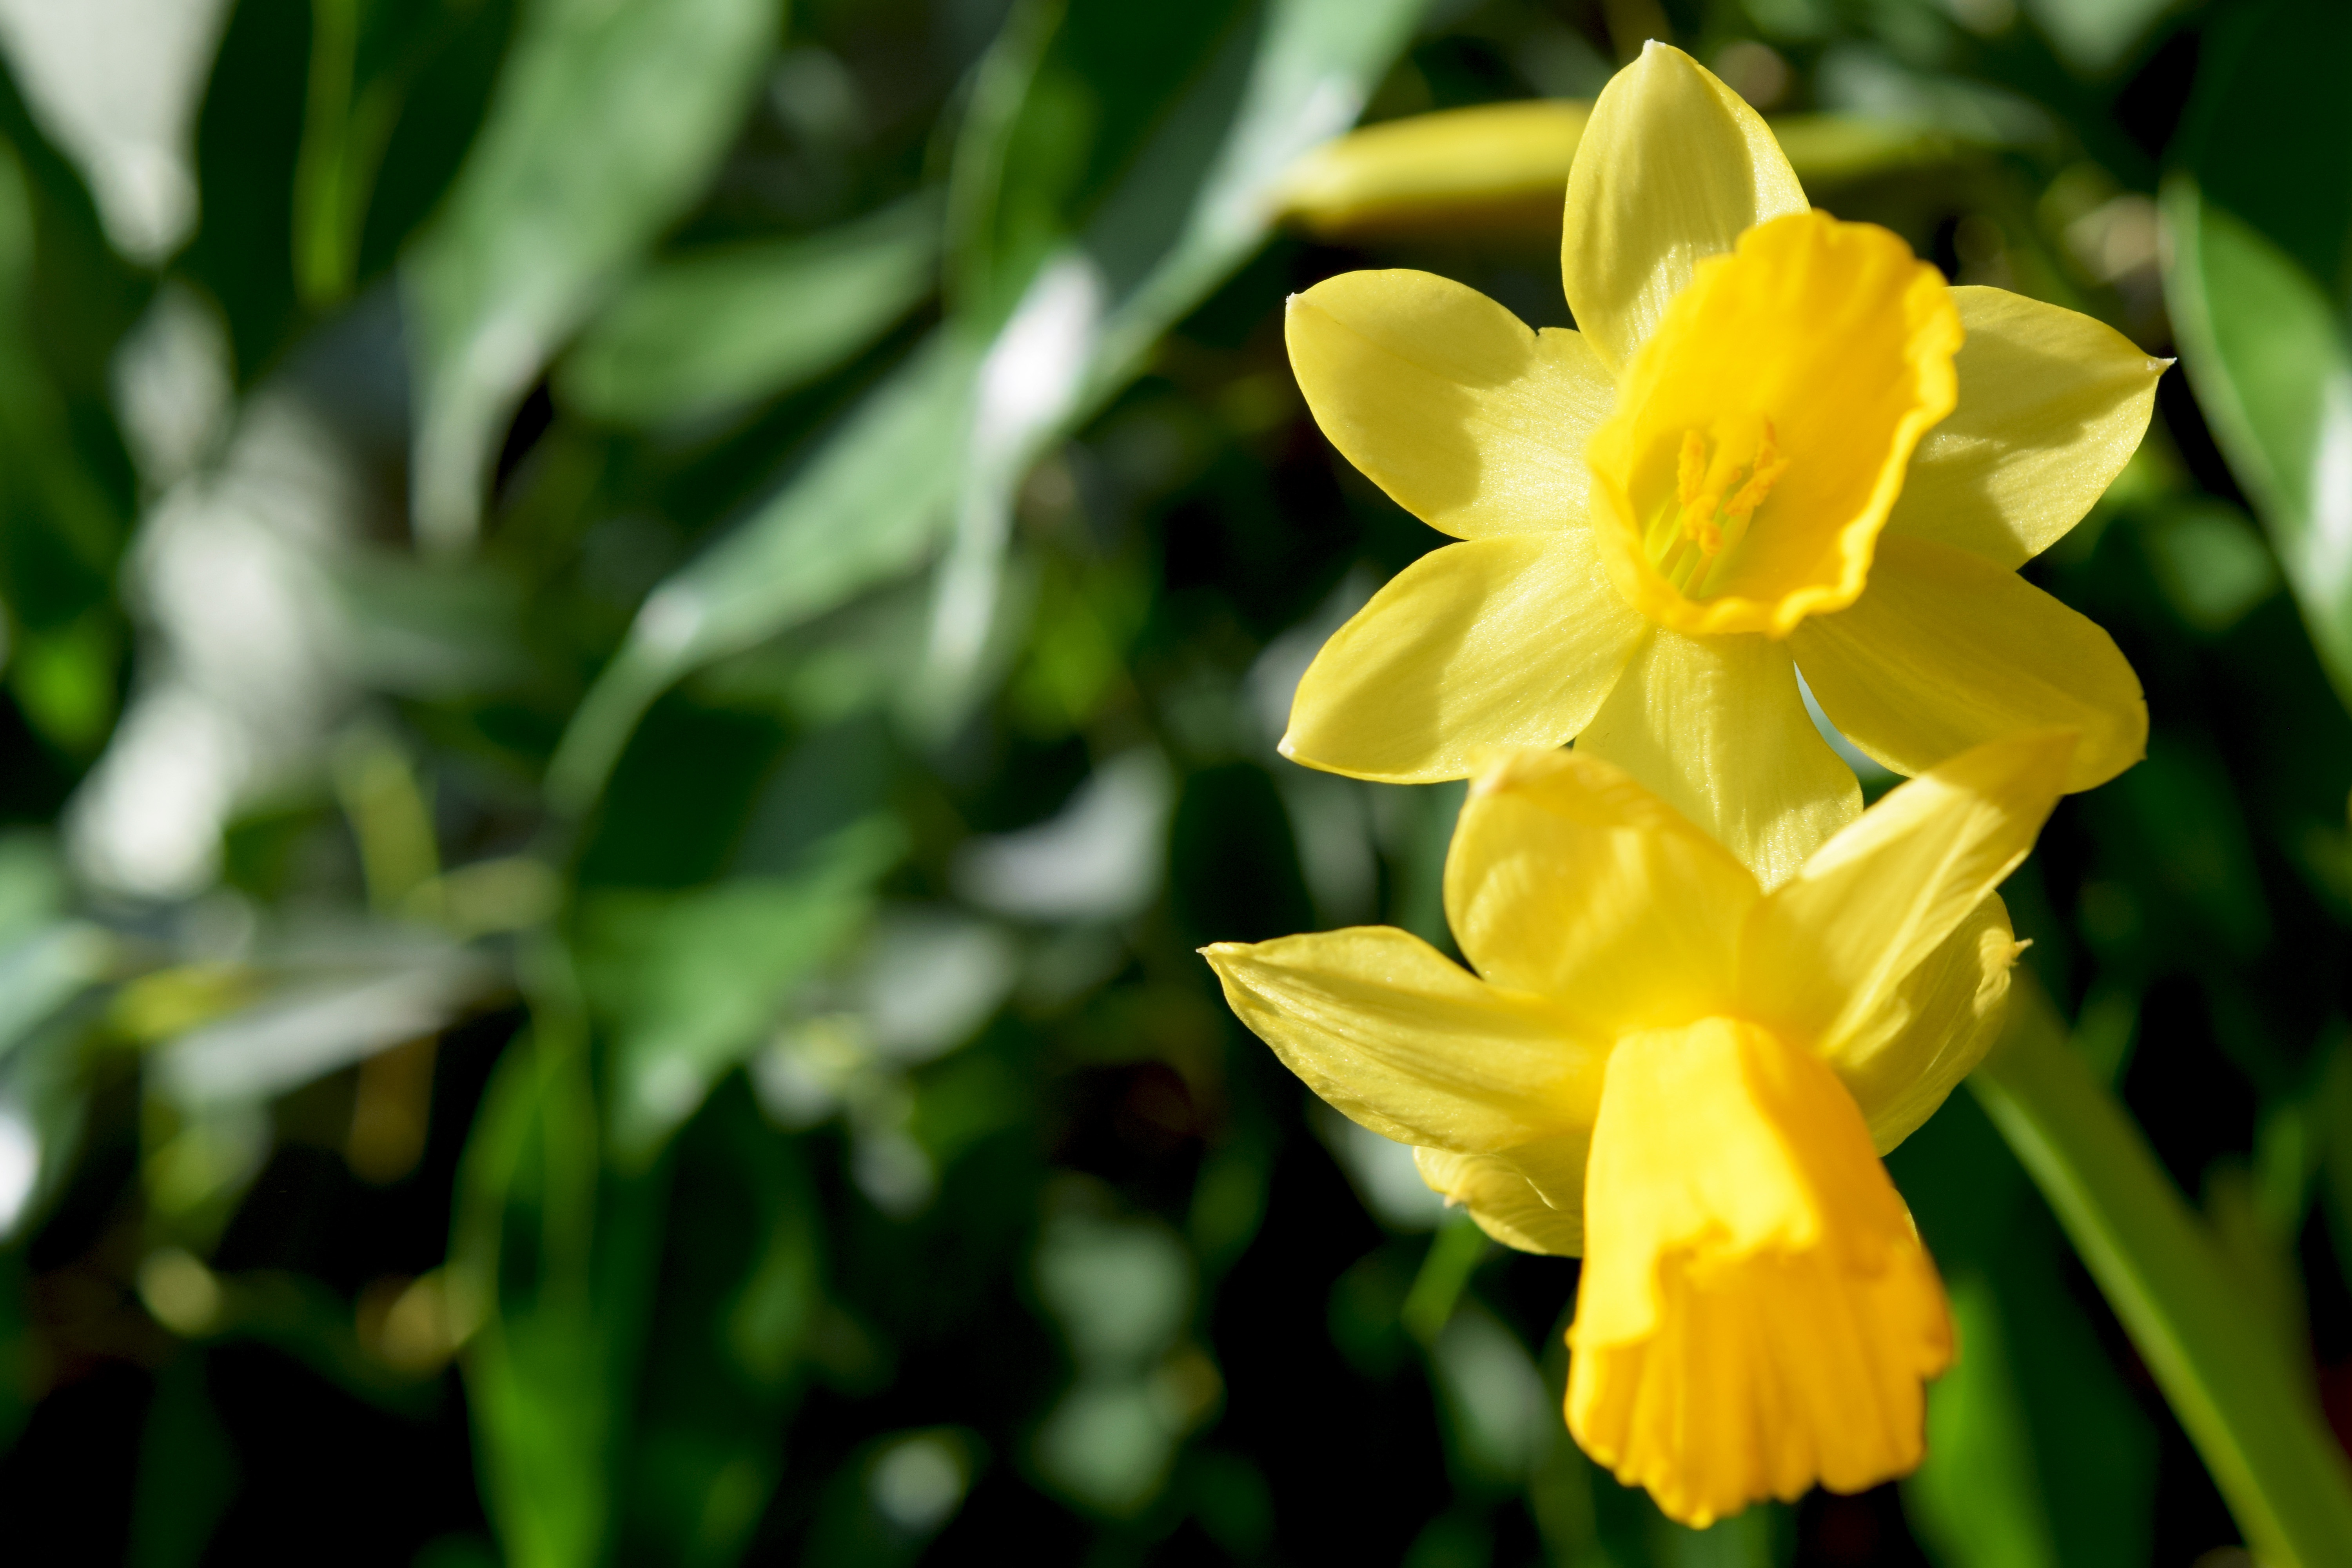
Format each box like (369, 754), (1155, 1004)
(1834, 894), (2021, 1153)
(1275, 100), (1591, 241)
(1416, 1144), (1586, 1256)
(1285, 270), (1615, 540)
(1444, 747), (1754, 1034)
(1575, 628), (1860, 890)
(1789, 534), (2148, 792)
(1887, 287), (2169, 568)
(1561, 42), (1807, 372)
(1567, 1016), (1952, 1528)
(1201, 929), (1604, 1153)
(1281, 533), (1648, 783)
(1738, 730), (2069, 1071)
(1584, 211), (1963, 637)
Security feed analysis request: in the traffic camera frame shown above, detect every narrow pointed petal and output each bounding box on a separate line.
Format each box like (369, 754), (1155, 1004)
(1886, 287), (2168, 568)
(1286, 270), (1616, 539)
(1834, 894), (2021, 1153)
(1561, 42), (1807, 372)
(1739, 731), (2070, 1064)
(1282, 533), (1648, 783)
(1789, 535), (2148, 792)
(1575, 628), (1860, 889)
(1416, 1145), (1586, 1256)
(1445, 748), (1755, 1035)
(1201, 929), (1604, 1153)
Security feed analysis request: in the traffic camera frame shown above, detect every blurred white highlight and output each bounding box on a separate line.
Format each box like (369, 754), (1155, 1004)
(870, 1432), (969, 1534)
(0, 1101), (37, 1237)
(1314, 1102), (1445, 1230)
(952, 750), (1171, 923)
(929, 254), (1104, 688)
(69, 387), (364, 900)
(0, 0), (230, 259)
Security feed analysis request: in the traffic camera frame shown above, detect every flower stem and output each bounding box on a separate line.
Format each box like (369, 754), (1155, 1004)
(1970, 976), (2352, 1568)
(1402, 1212), (1488, 1347)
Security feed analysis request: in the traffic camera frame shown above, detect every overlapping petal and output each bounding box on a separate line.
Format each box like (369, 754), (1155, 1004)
(1200, 927), (1603, 1153)
(1444, 747), (1754, 1034)
(1790, 535), (2147, 791)
(1416, 1144), (1585, 1255)
(1886, 287), (2169, 568)
(1285, 269), (1615, 539)
(1575, 628), (1860, 888)
(1828, 894), (2020, 1153)
(1281, 532), (1646, 782)
(1737, 729), (2069, 1066)
(1560, 41), (1807, 372)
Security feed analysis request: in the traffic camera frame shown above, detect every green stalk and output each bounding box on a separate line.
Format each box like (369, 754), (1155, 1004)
(1970, 978), (2352, 1568)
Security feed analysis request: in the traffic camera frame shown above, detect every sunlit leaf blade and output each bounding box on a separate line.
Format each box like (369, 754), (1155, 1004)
(1895, 1094), (2155, 1568)
(2160, 175), (2352, 711)
(151, 939), (497, 1106)
(1971, 978), (2352, 1568)
(582, 818), (902, 1164)
(544, 331), (981, 813)
(927, 0), (1425, 712)
(1072, 0), (1426, 402)
(557, 194), (942, 428)
(0, 63), (143, 746)
(456, 1024), (661, 1568)
(548, 0), (1428, 809)
(403, 0), (782, 555)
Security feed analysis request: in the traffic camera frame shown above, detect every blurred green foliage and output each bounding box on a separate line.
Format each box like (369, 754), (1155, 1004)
(0, 0), (2342, 1564)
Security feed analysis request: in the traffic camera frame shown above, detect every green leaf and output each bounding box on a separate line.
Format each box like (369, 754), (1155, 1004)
(457, 1019), (670, 1568)
(922, 0), (1429, 715)
(2170, 0), (2352, 306)
(557, 194), (940, 428)
(545, 331), (981, 813)
(2024, 0), (2173, 74)
(1970, 978), (2352, 1568)
(127, 1355), (238, 1568)
(0, 127), (138, 732)
(2160, 175), (2352, 711)
(291, 0), (502, 308)
(621, 1084), (820, 1566)
(548, 0), (1430, 808)
(1894, 1092), (2155, 1568)
(578, 817), (903, 1164)
(403, 0), (782, 554)
(187, 0), (315, 377)
(326, 550), (542, 698)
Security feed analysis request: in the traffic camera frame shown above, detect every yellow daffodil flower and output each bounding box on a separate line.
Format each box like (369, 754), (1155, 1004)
(1279, 41), (2158, 885)
(1203, 728), (2075, 1524)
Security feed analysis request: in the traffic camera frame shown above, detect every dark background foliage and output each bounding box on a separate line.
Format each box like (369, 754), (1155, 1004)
(0, 0), (2339, 1564)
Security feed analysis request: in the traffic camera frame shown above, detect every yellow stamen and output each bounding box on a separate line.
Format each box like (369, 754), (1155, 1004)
(1646, 416), (1791, 597)
(1676, 430), (1707, 511)
(1584, 209), (1965, 638)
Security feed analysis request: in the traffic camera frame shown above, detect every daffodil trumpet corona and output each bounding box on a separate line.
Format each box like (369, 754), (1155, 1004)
(1279, 40), (2159, 887)
(1203, 728), (2076, 1526)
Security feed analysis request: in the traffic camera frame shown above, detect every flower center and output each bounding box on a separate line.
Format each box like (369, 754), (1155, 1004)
(1643, 415), (1788, 599)
(1582, 211), (1962, 639)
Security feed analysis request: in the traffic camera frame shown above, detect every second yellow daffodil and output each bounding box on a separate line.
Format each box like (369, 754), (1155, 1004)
(1204, 728), (2076, 1525)
(1280, 42), (2158, 885)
